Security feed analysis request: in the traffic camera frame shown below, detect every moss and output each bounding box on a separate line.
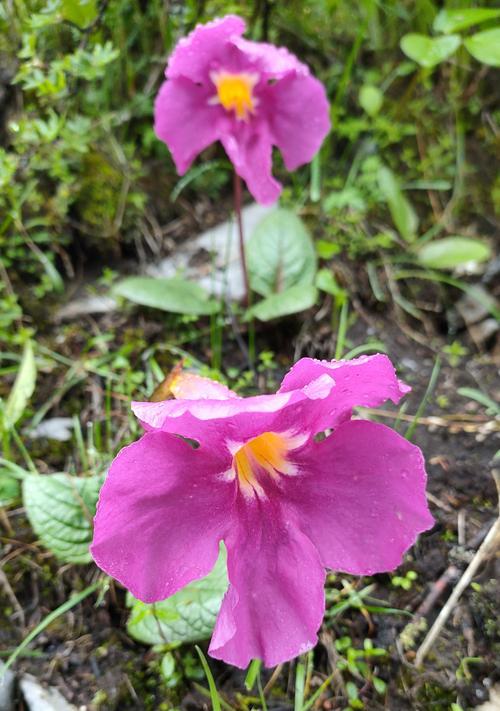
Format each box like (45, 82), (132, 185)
(75, 152), (123, 242)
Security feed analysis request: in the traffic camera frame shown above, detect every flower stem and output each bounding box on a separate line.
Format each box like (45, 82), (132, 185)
(233, 172), (250, 308)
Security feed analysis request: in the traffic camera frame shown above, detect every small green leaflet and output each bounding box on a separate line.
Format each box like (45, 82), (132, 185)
(61, 0), (98, 28)
(358, 85), (383, 117)
(113, 276), (220, 315)
(464, 28), (500, 67)
(23, 472), (103, 563)
(246, 285), (318, 322)
(5, 340), (36, 428)
(417, 237), (491, 271)
(377, 166), (418, 242)
(127, 547), (228, 645)
(433, 8), (500, 35)
(400, 34), (461, 68)
(247, 209), (317, 297)
(0, 469), (20, 507)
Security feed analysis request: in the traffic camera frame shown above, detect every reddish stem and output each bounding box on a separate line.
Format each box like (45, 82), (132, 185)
(233, 172), (250, 307)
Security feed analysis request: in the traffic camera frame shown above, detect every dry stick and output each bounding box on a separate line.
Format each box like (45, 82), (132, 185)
(415, 469), (500, 667)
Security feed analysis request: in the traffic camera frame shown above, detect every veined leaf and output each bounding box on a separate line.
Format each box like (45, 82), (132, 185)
(23, 472), (103, 563)
(113, 277), (220, 315)
(247, 285), (317, 321)
(127, 547), (228, 645)
(247, 209), (317, 297)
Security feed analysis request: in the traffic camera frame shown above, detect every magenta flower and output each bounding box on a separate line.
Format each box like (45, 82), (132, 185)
(91, 355), (433, 668)
(154, 15), (330, 205)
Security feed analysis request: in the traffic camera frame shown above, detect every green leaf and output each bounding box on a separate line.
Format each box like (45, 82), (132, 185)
(113, 277), (220, 315)
(316, 239), (341, 259)
(373, 677), (387, 695)
(61, 0), (98, 27)
(464, 28), (500, 67)
(127, 548), (228, 645)
(434, 8), (500, 34)
(247, 285), (317, 322)
(400, 33), (461, 68)
(23, 472), (103, 563)
(457, 387), (500, 416)
(0, 469), (21, 507)
(5, 340), (36, 428)
(247, 209), (317, 297)
(417, 237), (491, 270)
(377, 166), (418, 241)
(316, 269), (347, 300)
(358, 85), (383, 117)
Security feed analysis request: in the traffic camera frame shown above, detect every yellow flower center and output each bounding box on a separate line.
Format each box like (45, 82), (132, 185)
(231, 430), (306, 498)
(210, 70), (259, 120)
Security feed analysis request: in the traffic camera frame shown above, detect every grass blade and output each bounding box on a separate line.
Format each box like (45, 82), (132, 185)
(3, 580), (101, 673)
(405, 356), (441, 441)
(195, 645), (221, 711)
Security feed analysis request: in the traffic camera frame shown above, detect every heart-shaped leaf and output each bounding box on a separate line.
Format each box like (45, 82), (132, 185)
(23, 472), (103, 563)
(417, 237), (491, 270)
(247, 285), (317, 322)
(434, 8), (500, 34)
(247, 209), (317, 297)
(464, 28), (500, 67)
(127, 547), (228, 645)
(113, 277), (220, 315)
(400, 33), (461, 68)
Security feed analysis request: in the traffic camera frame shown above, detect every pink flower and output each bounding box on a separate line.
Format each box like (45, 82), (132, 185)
(154, 15), (330, 205)
(91, 355), (433, 668)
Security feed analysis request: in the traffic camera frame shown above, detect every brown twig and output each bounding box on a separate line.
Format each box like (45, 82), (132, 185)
(358, 407), (500, 434)
(415, 469), (500, 666)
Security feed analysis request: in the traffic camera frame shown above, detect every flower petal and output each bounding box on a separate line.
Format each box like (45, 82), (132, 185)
(231, 36), (307, 77)
(154, 77), (222, 174)
(166, 15), (246, 82)
(265, 71), (330, 170)
(91, 431), (234, 603)
(279, 354), (409, 430)
(221, 124), (281, 205)
(209, 498), (325, 668)
(170, 372), (238, 400)
(284, 420), (434, 575)
(132, 374), (336, 454)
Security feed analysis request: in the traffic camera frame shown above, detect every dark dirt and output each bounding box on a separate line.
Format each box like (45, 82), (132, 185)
(1, 286), (499, 710)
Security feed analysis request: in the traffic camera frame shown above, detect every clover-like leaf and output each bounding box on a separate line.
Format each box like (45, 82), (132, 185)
(464, 28), (500, 67)
(400, 33), (461, 68)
